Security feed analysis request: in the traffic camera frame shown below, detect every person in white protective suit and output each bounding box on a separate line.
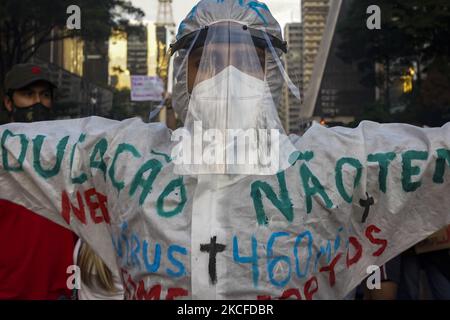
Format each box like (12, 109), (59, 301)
(1, 0), (450, 300)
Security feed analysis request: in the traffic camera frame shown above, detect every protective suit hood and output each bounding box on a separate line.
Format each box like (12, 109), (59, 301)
(172, 0), (285, 122)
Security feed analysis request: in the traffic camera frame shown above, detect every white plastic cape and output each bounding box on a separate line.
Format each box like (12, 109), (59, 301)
(1, 117), (450, 299)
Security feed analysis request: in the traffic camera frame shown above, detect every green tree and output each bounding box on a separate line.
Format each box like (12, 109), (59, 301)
(337, 0), (410, 110)
(0, 0), (144, 91)
(337, 0), (450, 125)
(408, 56), (450, 127)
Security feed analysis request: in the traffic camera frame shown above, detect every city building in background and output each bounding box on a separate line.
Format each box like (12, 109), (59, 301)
(83, 40), (110, 87)
(312, 0), (375, 125)
(155, 26), (169, 80)
(109, 31), (131, 89)
(106, 16), (177, 123)
(36, 30), (84, 77)
(127, 26), (149, 76)
(279, 22), (302, 134)
(300, 0), (375, 128)
(32, 29), (113, 119)
(129, 23), (162, 122)
(155, 0), (176, 124)
(301, 0), (330, 94)
(156, 0), (175, 80)
(63, 37), (84, 77)
(109, 22), (159, 89)
(148, 23), (158, 77)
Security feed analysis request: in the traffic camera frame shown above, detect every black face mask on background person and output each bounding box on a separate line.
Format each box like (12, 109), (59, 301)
(11, 103), (53, 123)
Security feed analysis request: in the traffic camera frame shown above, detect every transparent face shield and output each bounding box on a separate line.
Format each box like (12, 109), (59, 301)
(169, 21), (300, 175)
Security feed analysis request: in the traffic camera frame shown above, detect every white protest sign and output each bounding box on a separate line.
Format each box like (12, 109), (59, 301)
(1, 117), (450, 299)
(131, 76), (164, 102)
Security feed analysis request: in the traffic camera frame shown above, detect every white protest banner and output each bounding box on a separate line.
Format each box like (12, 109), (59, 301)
(1, 117), (450, 299)
(130, 76), (164, 102)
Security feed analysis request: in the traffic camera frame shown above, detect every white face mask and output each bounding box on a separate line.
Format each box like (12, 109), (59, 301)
(187, 65), (270, 130)
(172, 66), (295, 175)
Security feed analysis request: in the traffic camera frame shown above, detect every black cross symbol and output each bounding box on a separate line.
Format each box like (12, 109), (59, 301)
(359, 192), (375, 223)
(200, 236), (226, 285)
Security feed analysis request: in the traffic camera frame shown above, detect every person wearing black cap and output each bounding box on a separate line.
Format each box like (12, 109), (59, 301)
(3, 63), (57, 123)
(0, 63), (77, 300)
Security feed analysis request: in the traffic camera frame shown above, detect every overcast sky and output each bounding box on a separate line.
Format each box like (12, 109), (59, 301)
(130, 0), (301, 30)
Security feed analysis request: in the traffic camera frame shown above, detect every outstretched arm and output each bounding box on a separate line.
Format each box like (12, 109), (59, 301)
(0, 116), (127, 269)
(287, 120), (450, 298)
